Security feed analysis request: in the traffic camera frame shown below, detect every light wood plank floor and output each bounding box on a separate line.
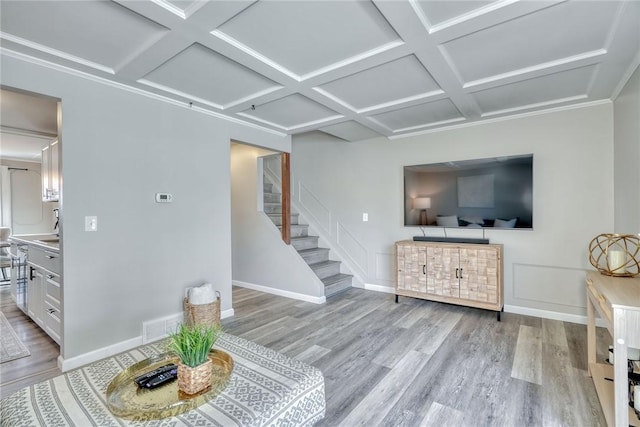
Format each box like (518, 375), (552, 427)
(1, 285), (614, 426)
(222, 286), (612, 427)
(0, 287), (61, 399)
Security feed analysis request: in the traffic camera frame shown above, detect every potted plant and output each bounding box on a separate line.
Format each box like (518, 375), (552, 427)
(169, 323), (222, 395)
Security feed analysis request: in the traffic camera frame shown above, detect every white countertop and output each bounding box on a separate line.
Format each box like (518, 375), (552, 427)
(10, 233), (60, 252)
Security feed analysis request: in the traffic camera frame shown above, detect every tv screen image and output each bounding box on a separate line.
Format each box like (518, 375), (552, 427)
(404, 154), (533, 229)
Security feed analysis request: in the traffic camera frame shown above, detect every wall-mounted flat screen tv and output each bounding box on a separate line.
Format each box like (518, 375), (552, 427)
(404, 154), (533, 229)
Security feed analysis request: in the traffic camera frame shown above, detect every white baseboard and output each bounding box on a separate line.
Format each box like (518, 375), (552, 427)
(59, 307), (235, 372)
(504, 304), (607, 327)
(233, 280), (326, 304)
(364, 283), (395, 294)
(58, 336), (142, 372)
(357, 284), (607, 327)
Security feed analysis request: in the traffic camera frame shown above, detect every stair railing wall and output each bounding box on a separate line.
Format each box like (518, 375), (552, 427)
(263, 157), (367, 286)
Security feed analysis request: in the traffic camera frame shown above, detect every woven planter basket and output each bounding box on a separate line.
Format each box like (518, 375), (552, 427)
(177, 358), (213, 395)
(183, 291), (221, 327)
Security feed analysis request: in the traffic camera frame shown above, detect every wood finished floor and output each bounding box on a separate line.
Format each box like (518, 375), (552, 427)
(222, 286), (612, 427)
(0, 285), (613, 426)
(0, 286), (61, 400)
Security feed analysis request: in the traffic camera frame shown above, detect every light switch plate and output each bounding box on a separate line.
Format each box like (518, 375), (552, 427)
(363, 213), (368, 222)
(85, 216), (97, 231)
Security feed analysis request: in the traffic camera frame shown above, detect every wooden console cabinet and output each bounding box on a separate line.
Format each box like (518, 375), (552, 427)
(395, 240), (503, 319)
(586, 271), (640, 427)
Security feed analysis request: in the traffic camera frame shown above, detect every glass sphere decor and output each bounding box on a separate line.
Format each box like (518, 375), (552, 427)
(588, 234), (640, 277)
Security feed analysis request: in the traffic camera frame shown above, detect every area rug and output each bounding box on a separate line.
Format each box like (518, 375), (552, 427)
(0, 312), (30, 363)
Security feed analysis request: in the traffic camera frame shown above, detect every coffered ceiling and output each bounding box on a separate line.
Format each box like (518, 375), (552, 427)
(1, 0), (639, 142)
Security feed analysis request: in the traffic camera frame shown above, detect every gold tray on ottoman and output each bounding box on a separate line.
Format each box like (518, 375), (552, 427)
(106, 349), (234, 420)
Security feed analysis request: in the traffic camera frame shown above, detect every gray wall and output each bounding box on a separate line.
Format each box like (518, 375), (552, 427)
(1, 53), (290, 361)
(613, 64), (640, 234)
(230, 144), (324, 299)
(292, 103), (614, 320)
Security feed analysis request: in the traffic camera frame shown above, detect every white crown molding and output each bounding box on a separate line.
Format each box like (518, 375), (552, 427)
(463, 49), (607, 90)
(389, 98), (612, 140)
(237, 111), (344, 132)
(223, 85), (284, 110)
(212, 29), (404, 83)
(480, 95), (588, 118)
(611, 51), (640, 101)
(211, 30), (300, 81)
(149, 0), (186, 19)
(137, 79), (225, 109)
(1, 32), (114, 75)
(1, 48), (288, 138)
(313, 87), (445, 115)
(393, 117), (467, 133)
(410, 0), (520, 35)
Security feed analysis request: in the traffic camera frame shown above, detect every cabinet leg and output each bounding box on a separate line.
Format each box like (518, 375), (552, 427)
(497, 308), (503, 322)
(395, 294), (399, 303)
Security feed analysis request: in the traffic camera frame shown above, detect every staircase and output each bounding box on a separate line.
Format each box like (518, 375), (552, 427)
(263, 180), (352, 297)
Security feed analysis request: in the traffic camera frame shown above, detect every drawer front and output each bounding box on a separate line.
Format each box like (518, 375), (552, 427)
(44, 300), (61, 344)
(28, 247), (60, 274)
(45, 275), (61, 304)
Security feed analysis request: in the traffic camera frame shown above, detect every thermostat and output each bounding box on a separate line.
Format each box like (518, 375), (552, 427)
(155, 193), (173, 203)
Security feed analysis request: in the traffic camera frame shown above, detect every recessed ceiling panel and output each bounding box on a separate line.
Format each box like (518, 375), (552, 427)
(141, 44), (280, 108)
(472, 65), (595, 114)
(317, 56), (441, 111)
(215, 0), (401, 77)
(414, 0), (494, 26)
(320, 121), (382, 142)
(370, 99), (462, 131)
(240, 95), (340, 130)
(442, 1), (619, 83)
(0, 1), (167, 69)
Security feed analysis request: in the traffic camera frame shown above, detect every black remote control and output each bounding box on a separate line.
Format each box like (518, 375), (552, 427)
(142, 368), (178, 389)
(133, 364), (177, 388)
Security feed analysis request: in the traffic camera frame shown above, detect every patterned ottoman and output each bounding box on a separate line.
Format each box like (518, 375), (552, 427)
(0, 333), (325, 426)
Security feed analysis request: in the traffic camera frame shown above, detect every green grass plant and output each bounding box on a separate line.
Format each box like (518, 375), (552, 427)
(169, 323), (222, 368)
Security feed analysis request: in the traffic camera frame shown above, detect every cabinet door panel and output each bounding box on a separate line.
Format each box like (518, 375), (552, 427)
(427, 246), (459, 297)
(396, 244), (426, 293)
(460, 247), (499, 303)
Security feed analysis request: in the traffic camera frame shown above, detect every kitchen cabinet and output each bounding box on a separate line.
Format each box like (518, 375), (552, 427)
(395, 240), (504, 318)
(27, 245), (62, 344)
(42, 139), (59, 202)
(27, 265), (45, 327)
